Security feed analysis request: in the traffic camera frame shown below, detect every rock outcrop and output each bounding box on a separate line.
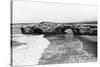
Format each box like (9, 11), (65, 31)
(20, 22), (97, 35)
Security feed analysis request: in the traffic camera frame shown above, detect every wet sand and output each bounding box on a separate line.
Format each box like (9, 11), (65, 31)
(39, 34), (97, 64)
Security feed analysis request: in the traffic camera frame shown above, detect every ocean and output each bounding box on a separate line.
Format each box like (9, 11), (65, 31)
(11, 25), (97, 65)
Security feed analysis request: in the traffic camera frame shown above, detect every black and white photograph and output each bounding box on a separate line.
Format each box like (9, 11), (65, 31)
(11, 0), (98, 67)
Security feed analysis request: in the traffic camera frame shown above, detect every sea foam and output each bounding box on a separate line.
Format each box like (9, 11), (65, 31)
(13, 34), (50, 66)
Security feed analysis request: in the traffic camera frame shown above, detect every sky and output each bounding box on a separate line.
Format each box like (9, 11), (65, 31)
(13, 0), (98, 23)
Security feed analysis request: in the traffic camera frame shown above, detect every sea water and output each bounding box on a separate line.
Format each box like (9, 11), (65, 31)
(12, 34), (50, 66)
(12, 34), (97, 65)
